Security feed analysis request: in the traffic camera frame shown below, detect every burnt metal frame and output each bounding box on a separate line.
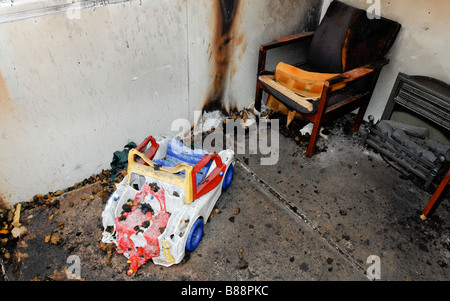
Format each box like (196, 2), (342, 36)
(363, 116), (444, 189)
(254, 32), (388, 157)
(363, 72), (450, 190)
(381, 73), (450, 131)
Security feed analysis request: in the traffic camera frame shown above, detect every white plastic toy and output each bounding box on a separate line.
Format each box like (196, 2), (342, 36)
(101, 135), (234, 275)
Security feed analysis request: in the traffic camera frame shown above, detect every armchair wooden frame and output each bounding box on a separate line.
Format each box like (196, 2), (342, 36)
(254, 32), (390, 157)
(421, 170), (450, 220)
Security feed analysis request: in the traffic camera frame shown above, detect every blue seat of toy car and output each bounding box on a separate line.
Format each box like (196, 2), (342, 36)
(154, 140), (211, 186)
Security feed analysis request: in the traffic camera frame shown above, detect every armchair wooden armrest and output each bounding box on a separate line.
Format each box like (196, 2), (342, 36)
(317, 58), (390, 128)
(258, 32), (314, 74)
(260, 32), (315, 51)
(325, 59), (390, 89)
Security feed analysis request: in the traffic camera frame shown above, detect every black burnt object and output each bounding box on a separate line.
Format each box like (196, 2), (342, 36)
(363, 73), (450, 190)
(382, 73), (450, 130)
(141, 203), (154, 216)
(122, 201), (133, 213)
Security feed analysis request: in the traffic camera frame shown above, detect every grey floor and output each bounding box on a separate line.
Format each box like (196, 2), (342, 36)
(2, 114), (449, 283)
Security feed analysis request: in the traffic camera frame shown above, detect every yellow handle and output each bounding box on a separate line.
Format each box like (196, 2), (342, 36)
(127, 149), (194, 205)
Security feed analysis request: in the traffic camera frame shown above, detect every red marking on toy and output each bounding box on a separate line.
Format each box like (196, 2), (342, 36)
(134, 135), (159, 165)
(192, 153), (227, 200)
(115, 182), (170, 276)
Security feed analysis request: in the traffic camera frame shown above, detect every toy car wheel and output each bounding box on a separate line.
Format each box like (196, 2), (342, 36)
(186, 219), (204, 252)
(222, 164), (234, 190)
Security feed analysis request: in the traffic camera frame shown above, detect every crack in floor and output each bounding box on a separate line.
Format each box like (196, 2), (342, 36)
(235, 157), (371, 280)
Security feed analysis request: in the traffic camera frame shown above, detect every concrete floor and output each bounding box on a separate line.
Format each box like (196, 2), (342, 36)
(1, 114), (449, 282)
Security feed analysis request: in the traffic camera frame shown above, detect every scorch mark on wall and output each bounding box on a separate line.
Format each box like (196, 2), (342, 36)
(202, 0), (241, 114)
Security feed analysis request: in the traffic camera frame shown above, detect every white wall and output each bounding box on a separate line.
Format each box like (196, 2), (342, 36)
(5, 0), (448, 207)
(321, 0), (450, 121)
(0, 0), (190, 205)
(0, 0), (323, 205)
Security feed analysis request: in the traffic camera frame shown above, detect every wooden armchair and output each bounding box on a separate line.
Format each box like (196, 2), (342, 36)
(255, 1), (401, 157)
(421, 170), (450, 220)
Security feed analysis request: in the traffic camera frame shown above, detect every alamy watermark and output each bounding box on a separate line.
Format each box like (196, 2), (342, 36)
(66, 255), (81, 280)
(171, 111), (279, 166)
(366, 255), (381, 280)
(366, 0), (381, 19)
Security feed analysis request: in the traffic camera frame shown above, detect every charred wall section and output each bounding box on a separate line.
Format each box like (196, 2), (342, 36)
(193, 0), (323, 118)
(202, 0), (241, 114)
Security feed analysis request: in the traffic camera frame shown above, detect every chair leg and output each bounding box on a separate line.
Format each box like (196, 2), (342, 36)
(421, 171), (450, 220)
(306, 122), (321, 157)
(352, 102), (369, 132)
(286, 110), (296, 128)
(255, 83), (263, 113)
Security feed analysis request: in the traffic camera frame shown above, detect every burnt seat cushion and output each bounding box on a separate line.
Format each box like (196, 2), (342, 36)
(274, 62), (345, 99)
(264, 62), (348, 114)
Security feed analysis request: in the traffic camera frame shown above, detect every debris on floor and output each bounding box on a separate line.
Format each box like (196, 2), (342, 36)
(236, 247), (248, 270)
(0, 166), (121, 280)
(272, 112), (328, 154)
(239, 103), (258, 129)
(1, 110), (448, 282)
(99, 242), (116, 266)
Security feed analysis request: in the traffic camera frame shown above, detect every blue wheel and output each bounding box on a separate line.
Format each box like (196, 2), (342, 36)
(222, 164), (234, 190)
(186, 219), (204, 252)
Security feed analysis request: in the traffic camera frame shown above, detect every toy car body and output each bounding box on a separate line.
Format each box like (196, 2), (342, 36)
(101, 135), (234, 275)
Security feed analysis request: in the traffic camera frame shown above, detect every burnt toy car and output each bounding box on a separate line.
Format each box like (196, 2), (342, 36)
(101, 135), (234, 275)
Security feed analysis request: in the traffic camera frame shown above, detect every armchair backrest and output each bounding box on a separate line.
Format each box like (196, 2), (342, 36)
(307, 1), (401, 73)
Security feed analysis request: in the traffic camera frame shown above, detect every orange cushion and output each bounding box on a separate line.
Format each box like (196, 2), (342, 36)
(274, 62), (345, 99)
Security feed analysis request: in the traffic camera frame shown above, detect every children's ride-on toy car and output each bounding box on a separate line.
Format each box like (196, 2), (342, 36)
(101, 135), (234, 275)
